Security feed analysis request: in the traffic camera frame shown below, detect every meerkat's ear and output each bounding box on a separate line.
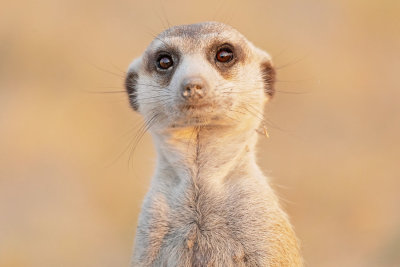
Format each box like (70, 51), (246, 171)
(261, 60), (276, 97)
(125, 57), (142, 111)
(256, 49), (276, 98)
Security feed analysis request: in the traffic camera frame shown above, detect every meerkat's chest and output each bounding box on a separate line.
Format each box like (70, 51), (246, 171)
(153, 208), (253, 266)
(135, 187), (270, 266)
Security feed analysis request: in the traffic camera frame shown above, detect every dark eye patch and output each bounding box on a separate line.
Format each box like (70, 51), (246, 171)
(206, 41), (246, 79)
(142, 46), (181, 88)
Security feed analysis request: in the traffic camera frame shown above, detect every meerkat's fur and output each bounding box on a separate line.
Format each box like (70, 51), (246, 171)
(125, 22), (303, 267)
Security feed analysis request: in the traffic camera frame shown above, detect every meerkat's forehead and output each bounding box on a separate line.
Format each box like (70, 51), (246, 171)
(147, 22), (251, 54)
(158, 22), (240, 39)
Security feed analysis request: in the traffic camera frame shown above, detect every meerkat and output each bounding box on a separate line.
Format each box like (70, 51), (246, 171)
(125, 22), (303, 267)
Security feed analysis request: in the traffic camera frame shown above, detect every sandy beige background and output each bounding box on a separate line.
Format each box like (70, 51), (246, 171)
(1, 0), (399, 266)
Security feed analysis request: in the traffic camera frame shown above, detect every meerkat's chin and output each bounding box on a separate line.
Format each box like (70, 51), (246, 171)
(180, 103), (213, 110)
(166, 113), (246, 129)
(170, 117), (219, 128)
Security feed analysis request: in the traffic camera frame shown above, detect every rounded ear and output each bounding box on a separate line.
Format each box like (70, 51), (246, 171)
(125, 57), (142, 111)
(260, 60), (276, 97)
(255, 48), (276, 98)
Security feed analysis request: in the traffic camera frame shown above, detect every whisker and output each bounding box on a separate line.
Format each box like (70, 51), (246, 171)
(83, 90), (126, 94)
(128, 113), (161, 167)
(275, 54), (309, 70)
(90, 64), (126, 79)
(105, 119), (147, 167)
(159, 0), (171, 28)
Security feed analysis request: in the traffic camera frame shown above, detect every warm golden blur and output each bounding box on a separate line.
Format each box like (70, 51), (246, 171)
(1, 0), (399, 266)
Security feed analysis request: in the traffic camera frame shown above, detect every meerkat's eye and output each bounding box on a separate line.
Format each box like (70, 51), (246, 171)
(157, 55), (173, 70)
(216, 48), (234, 63)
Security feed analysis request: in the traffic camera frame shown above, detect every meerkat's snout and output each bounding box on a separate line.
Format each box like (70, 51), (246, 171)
(181, 76), (208, 102)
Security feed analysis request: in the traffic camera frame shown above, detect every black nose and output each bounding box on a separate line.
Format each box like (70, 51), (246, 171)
(181, 77), (208, 100)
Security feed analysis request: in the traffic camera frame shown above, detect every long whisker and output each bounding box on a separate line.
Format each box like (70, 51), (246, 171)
(275, 53), (309, 70)
(128, 113), (161, 167)
(105, 119), (147, 167)
(83, 90), (126, 94)
(90, 64), (126, 78)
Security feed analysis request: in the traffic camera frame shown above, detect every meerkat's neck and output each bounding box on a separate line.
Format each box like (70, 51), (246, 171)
(151, 125), (260, 187)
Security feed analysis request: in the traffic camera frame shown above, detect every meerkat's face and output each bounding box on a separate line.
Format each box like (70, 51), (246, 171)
(125, 22), (275, 131)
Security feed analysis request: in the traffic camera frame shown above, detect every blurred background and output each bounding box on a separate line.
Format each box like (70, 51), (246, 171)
(1, 0), (399, 266)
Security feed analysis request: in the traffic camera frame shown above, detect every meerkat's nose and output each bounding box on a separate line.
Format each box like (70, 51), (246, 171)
(181, 77), (208, 101)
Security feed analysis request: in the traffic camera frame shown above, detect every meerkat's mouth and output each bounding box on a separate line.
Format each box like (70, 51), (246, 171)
(171, 112), (233, 128)
(182, 103), (213, 110)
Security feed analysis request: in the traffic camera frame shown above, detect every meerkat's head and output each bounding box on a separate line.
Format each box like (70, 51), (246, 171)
(125, 22), (275, 132)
